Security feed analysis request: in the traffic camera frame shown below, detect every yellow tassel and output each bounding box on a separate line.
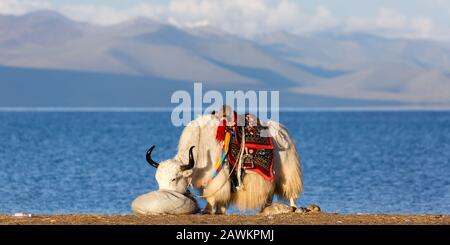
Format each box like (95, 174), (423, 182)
(214, 131), (231, 170)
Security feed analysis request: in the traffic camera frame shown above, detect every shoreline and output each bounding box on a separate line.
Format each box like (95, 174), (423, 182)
(1, 213), (449, 225)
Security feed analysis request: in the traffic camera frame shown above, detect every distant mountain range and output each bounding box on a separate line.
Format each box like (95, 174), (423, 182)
(1, 10), (450, 108)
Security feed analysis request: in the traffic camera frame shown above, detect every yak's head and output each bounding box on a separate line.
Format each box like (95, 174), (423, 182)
(145, 145), (195, 194)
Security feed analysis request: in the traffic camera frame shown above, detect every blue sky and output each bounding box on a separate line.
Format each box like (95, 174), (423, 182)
(1, 0), (450, 39)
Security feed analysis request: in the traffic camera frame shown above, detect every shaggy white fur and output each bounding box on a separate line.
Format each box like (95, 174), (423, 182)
(154, 113), (303, 214)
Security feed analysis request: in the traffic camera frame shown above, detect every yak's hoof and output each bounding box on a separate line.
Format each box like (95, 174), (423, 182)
(201, 209), (214, 215)
(215, 208), (227, 215)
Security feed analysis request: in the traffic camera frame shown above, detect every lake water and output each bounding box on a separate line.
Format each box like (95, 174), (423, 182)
(0, 111), (449, 214)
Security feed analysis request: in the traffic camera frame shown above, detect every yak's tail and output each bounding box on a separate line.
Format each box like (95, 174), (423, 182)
(267, 121), (303, 202)
(231, 172), (275, 210)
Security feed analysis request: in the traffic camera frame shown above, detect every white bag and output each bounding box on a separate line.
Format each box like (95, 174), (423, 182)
(131, 190), (198, 215)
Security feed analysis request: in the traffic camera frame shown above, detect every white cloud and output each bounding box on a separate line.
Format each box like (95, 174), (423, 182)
(375, 8), (408, 29)
(58, 5), (129, 25)
(301, 5), (337, 33)
(0, 0), (447, 40)
(165, 1), (338, 37)
(345, 8), (437, 39)
(56, 3), (165, 25)
(410, 17), (433, 38)
(0, 0), (337, 38)
(165, 0), (329, 38)
(166, 0), (270, 37)
(0, 0), (51, 15)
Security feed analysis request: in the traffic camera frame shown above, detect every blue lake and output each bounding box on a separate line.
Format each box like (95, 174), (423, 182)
(0, 111), (449, 214)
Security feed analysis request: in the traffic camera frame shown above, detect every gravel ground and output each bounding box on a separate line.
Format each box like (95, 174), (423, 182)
(1, 213), (449, 225)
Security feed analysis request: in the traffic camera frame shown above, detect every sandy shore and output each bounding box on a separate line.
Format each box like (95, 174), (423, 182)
(0, 213), (449, 225)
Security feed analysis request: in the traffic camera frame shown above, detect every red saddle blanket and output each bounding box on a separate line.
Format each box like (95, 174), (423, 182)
(226, 114), (275, 182)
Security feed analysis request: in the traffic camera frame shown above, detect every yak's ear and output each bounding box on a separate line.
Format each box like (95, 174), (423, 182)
(210, 110), (220, 120)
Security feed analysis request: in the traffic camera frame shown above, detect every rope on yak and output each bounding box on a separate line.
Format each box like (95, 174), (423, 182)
(194, 126), (245, 199)
(235, 125), (245, 190)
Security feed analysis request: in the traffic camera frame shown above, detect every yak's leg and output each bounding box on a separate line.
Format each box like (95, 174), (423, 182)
(263, 194), (274, 209)
(289, 198), (297, 211)
(202, 197), (216, 215)
(258, 194), (274, 214)
(215, 205), (227, 215)
(202, 203), (213, 214)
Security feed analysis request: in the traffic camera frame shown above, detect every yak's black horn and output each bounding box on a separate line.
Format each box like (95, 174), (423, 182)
(146, 145), (159, 168)
(180, 146), (195, 171)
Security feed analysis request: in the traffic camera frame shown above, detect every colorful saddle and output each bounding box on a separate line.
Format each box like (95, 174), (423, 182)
(216, 112), (275, 182)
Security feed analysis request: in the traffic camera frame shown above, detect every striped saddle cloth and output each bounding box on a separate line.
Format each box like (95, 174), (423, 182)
(227, 114), (275, 182)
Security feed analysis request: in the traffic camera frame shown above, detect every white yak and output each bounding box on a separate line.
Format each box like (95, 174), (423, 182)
(146, 108), (303, 214)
